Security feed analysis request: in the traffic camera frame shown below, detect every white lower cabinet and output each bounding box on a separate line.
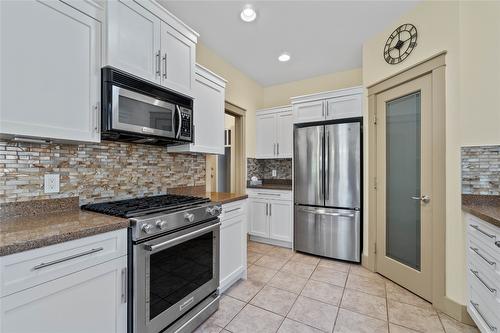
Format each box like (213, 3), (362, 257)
(0, 230), (128, 333)
(465, 213), (500, 333)
(247, 189), (293, 247)
(219, 200), (247, 292)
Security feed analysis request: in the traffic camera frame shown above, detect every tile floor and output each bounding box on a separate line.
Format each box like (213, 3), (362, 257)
(195, 241), (478, 333)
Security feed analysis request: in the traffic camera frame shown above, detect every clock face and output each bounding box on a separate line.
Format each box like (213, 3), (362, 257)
(384, 24), (417, 65)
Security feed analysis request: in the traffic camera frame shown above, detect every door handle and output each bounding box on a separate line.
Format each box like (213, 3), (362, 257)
(121, 267), (127, 304)
(470, 301), (497, 332)
(162, 53), (167, 79)
(269, 203), (272, 216)
(265, 203), (268, 216)
(175, 105), (182, 139)
(469, 247), (496, 266)
(325, 131), (330, 201)
(145, 223), (220, 252)
(155, 50), (161, 77)
(470, 225), (496, 239)
(411, 195), (430, 203)
(470, 269), (497, 295)
(33, 247), (104, 270)
(277, 143), (279, 156)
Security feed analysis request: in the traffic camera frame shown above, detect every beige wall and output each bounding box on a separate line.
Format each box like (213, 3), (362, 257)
(363, 0), (500, 305)
(459, 1), (500, 146)
(196, 42), (264, 158)
(262, 68), (363, 108)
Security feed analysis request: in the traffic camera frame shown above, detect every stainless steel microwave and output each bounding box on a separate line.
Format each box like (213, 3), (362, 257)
(101, 67), (193, 146)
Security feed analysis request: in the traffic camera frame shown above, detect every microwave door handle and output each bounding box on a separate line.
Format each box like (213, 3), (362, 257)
(175, 105), (182, 139)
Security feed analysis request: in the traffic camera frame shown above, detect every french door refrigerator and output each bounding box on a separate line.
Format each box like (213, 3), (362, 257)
(294, 120), (361, 262)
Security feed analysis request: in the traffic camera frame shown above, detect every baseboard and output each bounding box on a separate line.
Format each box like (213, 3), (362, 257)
(361, 253), (375, 271)
(249, 235), (292, 248)
(438, 296), (476, 327)
(219, 267), (246, 293)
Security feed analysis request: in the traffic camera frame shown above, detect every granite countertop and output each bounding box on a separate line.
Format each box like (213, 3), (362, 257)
(0, 198), (128, 257)
(168, 186), (248, 204)
(462, 194), (500, 228)
(247, 179), (292, 191)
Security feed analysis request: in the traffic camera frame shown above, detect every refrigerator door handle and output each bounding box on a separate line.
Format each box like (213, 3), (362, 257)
(298, 207), (355, 218)
(321, 129), (325, 202)
(325, 131), (330, 201)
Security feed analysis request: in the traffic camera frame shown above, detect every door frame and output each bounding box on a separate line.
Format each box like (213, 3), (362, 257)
(365, 53), (449, 313)
(224, 101), (247, 194)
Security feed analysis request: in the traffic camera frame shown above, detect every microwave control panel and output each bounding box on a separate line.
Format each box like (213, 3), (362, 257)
(179, 107), (192, 141)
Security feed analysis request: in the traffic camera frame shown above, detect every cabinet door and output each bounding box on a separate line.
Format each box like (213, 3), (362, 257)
(0, 0), (101, 142)
(107, 0), (161, 84)
(276, 111), (294, 158)
(256, 114), (277, 158)
(325, 94), (362, 120)
(293, 100), (325, 124)
(220, 214), (246, 290)
(269, 200), (292, 242)
(1, 256), (127, 333)
(161, 21), (195, 96)
(248, 199), (269, 238)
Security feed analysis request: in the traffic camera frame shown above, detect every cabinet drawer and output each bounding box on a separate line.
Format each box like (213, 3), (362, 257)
(468, 287), (500, 333)
(467, 215), (500, 260)
(0, 229), (127, 297)
(246, 189), (292, 201)
(468, 238), (499, 277)
(220, 200), (247, 221)
(468, 261), (500, 315)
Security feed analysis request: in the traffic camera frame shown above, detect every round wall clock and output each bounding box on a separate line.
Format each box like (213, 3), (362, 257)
(384, 24), (417, 65)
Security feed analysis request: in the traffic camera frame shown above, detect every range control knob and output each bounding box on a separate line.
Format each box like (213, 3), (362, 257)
(184, 213), (195, 223)
(141, 224), (154, 234)
(207, 206), (222, 216)
(156, 219), (168, 230)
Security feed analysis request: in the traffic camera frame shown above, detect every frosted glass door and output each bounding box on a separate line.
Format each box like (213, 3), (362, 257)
(375, 73), (432, 301)
(386, 92), (421, 270)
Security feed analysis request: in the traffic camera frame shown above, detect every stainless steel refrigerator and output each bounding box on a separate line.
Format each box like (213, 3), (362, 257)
(294, 121), (361, 262)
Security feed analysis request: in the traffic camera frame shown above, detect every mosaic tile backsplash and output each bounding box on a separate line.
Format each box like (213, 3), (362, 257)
(0, 140), (205, 204)
(247, 158), (292, 180)
(462, 145), (500, 195)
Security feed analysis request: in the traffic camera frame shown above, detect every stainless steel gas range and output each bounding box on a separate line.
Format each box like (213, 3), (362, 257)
(82, 194), (222, 333)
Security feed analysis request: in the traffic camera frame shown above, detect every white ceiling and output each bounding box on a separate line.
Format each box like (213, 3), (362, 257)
(162, 1), (418, 86)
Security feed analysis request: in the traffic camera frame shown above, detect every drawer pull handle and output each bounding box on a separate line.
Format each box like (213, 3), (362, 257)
(470, 301), (497, 332)
(470, 247), (496, 266)
(225, 207), (241, 214)
(471, 225), (496, 239)
(257, 193), (281, 196)
(470, 269), (497, 295)
(33, 247), (104, 271)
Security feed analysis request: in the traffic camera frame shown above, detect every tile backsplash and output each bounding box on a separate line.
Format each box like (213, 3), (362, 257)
(0, 140), (205, 204)
(247, 158), (292, 180)
(462, 145), (500, 195)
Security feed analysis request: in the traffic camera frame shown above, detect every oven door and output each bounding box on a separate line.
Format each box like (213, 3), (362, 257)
(134, 220), (220, 333)
(112, 85), (176, 138)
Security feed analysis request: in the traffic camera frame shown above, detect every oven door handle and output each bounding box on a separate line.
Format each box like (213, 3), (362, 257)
(175, 105), (182, 139)
(144, 222), (221, 253)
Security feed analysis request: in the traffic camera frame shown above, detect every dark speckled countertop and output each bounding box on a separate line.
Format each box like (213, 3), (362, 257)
(0, 197), (128, 256)
(247, 179), (292, 191)
(462, 194), (500, 228)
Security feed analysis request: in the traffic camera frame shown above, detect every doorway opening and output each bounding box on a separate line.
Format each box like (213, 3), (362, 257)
(205, 102), (246, 193)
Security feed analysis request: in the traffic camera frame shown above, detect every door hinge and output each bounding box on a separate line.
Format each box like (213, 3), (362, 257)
(374, 242), (377, 254)
(373, 177), (377, 190)
(373, 115), (377, 125)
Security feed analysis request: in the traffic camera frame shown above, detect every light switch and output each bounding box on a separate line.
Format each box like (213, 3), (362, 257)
(44, 174), (60, 193)
(272, 169), (277, 177)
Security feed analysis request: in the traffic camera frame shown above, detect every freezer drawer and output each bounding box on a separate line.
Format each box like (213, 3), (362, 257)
(294, 206), (360, 262)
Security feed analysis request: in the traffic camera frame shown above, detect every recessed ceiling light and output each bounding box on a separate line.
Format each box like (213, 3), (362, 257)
(278, 52), (291, 62)
(240, 5), (256, 22)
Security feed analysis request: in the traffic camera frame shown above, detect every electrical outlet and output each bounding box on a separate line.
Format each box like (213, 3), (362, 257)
(44, 174), (60, 193)
(272, 169), (277, 177)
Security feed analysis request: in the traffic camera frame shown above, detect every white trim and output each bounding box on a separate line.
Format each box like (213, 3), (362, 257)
(291, 86), (363, 105)
(249, 236), (292, 249)
(256, 105), (292, 115)
(195, 63), (227, 87)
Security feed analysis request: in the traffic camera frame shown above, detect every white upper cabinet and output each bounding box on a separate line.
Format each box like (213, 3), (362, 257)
(292, 100), (325, 124)
(160, 21), (196, 96)
(276, 112), (294, 158)
(292, 86), (363, 124)
(0, 0), (101, 143)
(325, 94), (362, 120)
(168, 64), (226, 154)
(106, 0), (161, 84)
(256, 113), (277, 159)
(256, 106), (293, 159)
(105, 0), (198, 97)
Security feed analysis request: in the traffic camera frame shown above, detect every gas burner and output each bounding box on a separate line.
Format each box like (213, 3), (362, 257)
(81, 194), (210, 218)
